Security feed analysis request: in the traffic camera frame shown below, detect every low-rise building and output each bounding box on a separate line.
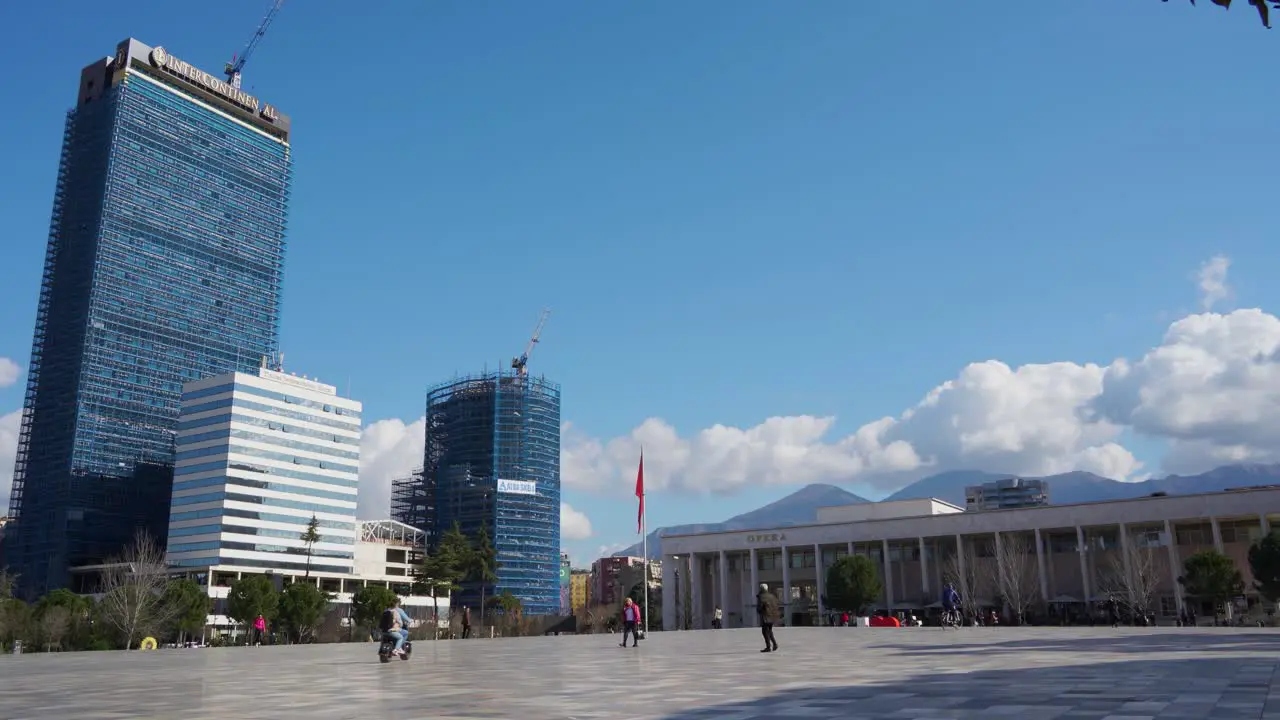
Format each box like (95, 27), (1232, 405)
(591, 556), (662, 607)
(570, 571), (589, 612)
(560, 553), (571, 613)
(965, 477), (1049, 511)
(183, 519), (447, 632)
(660, 487), (1280, 630)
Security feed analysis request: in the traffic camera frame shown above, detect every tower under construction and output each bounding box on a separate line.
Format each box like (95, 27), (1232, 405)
(393, 369), (562, 615)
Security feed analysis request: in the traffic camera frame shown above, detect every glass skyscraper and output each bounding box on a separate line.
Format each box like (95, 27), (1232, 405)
(392, 371), (563, 615)
(4, 38), (291, 598)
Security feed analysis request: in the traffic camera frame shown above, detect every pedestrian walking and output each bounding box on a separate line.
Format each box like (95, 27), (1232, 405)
(619, 598), (640, 648)
(461, 606), (472, 639)
(756, 583), (780, 653)
(712, 607), (723, 629)
(253, 614), (266, 646)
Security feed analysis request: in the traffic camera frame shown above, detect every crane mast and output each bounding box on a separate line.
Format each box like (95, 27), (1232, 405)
(512, 309), (551, 377)
(225, 0), (286, 89)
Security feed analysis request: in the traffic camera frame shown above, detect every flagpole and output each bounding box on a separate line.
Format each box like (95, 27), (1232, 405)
(641, 448), (649, 636)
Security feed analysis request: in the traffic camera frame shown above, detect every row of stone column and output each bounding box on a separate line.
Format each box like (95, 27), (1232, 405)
(666, 513), (1268, 629)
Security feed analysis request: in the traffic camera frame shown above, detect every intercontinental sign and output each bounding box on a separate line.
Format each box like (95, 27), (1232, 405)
(147, 47), (280, 124)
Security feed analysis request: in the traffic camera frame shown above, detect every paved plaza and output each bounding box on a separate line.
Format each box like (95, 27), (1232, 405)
(3, 627), (1280, 719)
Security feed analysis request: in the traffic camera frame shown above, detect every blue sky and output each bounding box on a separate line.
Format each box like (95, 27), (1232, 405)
(2, 1), (1279, 567)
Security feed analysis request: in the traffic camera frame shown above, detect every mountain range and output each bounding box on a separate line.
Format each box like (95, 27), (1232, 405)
(611, 463), (1280, 560)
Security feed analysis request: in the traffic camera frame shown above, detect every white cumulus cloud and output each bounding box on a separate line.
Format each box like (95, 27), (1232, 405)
(1197, 255), (1232, 310)
(0, 409), (22, 512)
(561, 502), (593, 540)
(357, 416), (424, 520)
(563, 305), (1280, 494)
(596, 542), (629, 558)
(1093, 309), (1280, 473)
(0, 357), (20, 388)
(562, 357), (1141, 495)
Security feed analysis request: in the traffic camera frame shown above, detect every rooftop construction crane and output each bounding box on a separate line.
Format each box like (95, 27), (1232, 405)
(512, 309), (551, 377)
(225, 0), (287, 89)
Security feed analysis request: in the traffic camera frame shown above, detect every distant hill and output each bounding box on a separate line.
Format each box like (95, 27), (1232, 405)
(613, 483), (868, 560)
(886, 463), (1280, 507)
(609, 464), (1280, 561)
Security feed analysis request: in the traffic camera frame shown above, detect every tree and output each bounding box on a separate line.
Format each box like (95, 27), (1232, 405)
(34, 589), (92, 651)
(276, 582), (333, 643)
(990, 532), (1040, 625)
(825, 555), (883, 616)
(38, 607), (71, 652)
(163, 578), (212, 644)
(351, 585), (400, 638)
(1162, 0), (1278, 30)
(493, 590), (522, 615)
(627, 581), (661, 630)
(0, 598), (33, 653)
(1248, 530), (1280, 604)
(414, 522), (471, 632)
(413, 553), (455, 629)
(1098, 542), (1162, 620)
(300, 515), (321, 579)
(467, 524), (499, 628)
(97, 530), (176, 650)
(488, 591), (524, 634)
(226, 575), (279, 640)
(942, 539), (984, 620)
(1179, 550), (1245, 620)
(0, 568), (16, 600)
(438, 521), (474, 605)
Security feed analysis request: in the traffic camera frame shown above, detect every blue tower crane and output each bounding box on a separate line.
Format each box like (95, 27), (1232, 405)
(225, 0), (287, 89)
(512, 309), (551, 377)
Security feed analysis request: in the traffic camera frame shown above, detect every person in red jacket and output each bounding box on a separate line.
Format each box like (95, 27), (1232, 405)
(619, 597), (641, 648)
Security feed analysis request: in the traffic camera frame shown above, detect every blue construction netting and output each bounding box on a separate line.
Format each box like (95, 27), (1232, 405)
(394, 370), (562, 615)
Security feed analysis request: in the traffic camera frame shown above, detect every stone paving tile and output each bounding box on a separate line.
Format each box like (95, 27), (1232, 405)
(1, 627), (1280, 719)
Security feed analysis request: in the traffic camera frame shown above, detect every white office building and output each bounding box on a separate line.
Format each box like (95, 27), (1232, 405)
(166, 365), (362, 574)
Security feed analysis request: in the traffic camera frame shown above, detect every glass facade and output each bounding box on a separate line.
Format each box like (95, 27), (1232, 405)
(4, 40), (290, 599)
(394, 371), (562, 615)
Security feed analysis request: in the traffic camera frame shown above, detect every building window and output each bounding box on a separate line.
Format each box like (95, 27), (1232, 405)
(1130, 528), (1164, 548)
(757, 551), (779, 571)
(1221, 521), (1263, 544)
(821, 548), (847, 567)
(1176, 524), (1212, 546)
(789, 550), (815, 570)
(1048, 534), (1078, 554)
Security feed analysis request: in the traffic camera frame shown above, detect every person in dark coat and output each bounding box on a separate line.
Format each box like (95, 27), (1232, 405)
(756, 583), (780, 653)
(1105, 596), (1120, 628)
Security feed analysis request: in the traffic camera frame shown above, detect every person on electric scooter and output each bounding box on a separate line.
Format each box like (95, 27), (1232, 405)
(380, 597), (411, 656)
(941, 582), (961, 624)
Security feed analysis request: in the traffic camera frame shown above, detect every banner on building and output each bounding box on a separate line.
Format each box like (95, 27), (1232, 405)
(497, 479), (537, 495)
